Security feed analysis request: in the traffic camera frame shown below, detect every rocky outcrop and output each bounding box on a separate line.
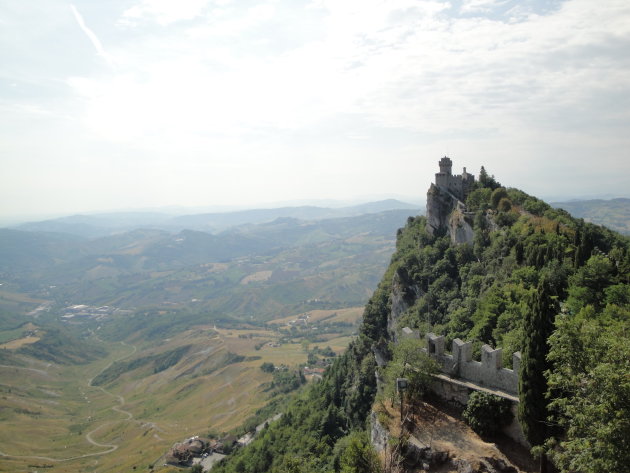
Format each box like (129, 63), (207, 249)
(370, 406), (524, 473)
(426, 183), (457, 236)
(426, 183), (475, 245)
(388, 272), (420, 341)
(449, 205), (475, 245)
(370, 411), (389, 453)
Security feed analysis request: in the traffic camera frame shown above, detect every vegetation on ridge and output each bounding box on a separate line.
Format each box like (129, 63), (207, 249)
(213, 170), (630, 473)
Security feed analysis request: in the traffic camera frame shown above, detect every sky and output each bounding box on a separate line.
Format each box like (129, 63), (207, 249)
(1, 0), (629, 221)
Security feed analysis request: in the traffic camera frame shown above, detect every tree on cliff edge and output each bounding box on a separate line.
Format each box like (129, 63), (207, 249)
(518, 276), (558, 473)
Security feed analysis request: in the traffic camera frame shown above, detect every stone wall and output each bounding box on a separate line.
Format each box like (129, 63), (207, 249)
(424, 332), (520, 396)
(401, 328), (529, 447)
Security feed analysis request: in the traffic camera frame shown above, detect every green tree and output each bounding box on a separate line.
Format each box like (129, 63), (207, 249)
(463, 391), (513, 436)
(566, 254), (616, 312)
(545, 314), (630, 473)
(260, 362), (275, 373)
(518, 277), (558, 473)
(466, 187), (492, 211)
(478, 166), (501, 189)
(497, 197), (512, 213)
(383, 337), (439, 406)
(307, 352), (318, 365)
(490, 187), (509, 209)
(335, 431), (382, 473)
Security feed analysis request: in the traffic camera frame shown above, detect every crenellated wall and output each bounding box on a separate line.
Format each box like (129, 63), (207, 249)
(403, 329), (520, 396)
(402, 328), (529, 447)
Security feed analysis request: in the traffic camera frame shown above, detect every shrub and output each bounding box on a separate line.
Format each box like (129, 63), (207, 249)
(260, 362), (275, 373)
(497, 197), (512, 212)
(495, 210), (519, 227)
(466, 188), (492, 212)
(491, 187), (509, 209)
(463, 391), (513, 436)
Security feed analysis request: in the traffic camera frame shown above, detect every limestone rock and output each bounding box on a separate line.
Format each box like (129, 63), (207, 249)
(369, 411), (389, 453)
(388, 272), (420, 341)
(426, 183), (457, 235)
(449, 204), (475, 245)
(426, 182), (475, 245)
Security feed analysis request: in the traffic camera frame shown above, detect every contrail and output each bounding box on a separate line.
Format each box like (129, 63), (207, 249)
(70, 4), (114, 67)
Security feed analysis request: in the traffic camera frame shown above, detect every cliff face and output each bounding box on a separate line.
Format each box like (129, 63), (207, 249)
(426, 183), (474, 245)
(449, 206), (475, 245)
(388, 272), (420, 341)
(426, 183), (455, 235)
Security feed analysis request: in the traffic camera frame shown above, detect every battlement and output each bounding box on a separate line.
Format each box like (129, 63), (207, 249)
(406, 329), (520, 396)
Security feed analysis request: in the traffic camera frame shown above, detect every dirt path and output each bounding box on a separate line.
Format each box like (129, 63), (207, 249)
(0, 363), (51, 377)
(88, 341), (137, 421)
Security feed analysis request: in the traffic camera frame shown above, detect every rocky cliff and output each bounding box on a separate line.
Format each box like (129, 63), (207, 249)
(388, 271), (421, 341)
(426, 182), (474, 245)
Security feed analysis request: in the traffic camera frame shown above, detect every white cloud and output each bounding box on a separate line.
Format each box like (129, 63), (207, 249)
(69, 4), (114, 67)
(460, 0), (509, 14)
(118, 0), (211, 26)
(62, 0), (630, 175)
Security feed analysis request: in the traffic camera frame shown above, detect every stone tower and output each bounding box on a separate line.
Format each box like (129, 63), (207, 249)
(438, 156), (453, 174)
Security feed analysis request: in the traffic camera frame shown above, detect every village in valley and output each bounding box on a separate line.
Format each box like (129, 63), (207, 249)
(164, 415), (283, 471)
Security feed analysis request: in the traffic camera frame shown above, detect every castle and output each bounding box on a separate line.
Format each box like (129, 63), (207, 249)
(434, 156), (475, 203)
(425, 157), (476, 240)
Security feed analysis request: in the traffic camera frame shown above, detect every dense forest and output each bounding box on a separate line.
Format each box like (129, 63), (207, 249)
(212, 171), (630, 473)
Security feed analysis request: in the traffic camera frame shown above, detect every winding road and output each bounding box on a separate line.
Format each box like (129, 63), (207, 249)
(0, 341), (145, 463)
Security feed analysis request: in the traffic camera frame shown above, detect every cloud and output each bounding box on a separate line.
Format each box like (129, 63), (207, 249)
(69, 4), (114, 67)
(460, 0), (509, 14)
(118, 0), (211, 26)
(64, 0), (630, 151)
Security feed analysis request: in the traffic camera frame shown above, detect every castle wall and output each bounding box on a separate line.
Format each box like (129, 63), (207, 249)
(405, 329), (520, 396)
(433, 158), (475, 203)
(435, 172), (450, 190)
(402, 328), (528, 447)
(434, 172), (474, 203)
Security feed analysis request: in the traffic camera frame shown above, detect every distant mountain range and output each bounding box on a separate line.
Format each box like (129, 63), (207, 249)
(12, 199), (422, 238)
(0, 206), (422, 316)
(551, 198), (630, 235)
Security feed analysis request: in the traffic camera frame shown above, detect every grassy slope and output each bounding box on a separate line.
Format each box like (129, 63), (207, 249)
(0, 309), (358, 473)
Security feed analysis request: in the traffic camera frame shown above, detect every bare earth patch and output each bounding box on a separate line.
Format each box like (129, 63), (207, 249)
(0, 336), (41, 349)
(380, 400), (536, 473)
(240, 270), (273, 284)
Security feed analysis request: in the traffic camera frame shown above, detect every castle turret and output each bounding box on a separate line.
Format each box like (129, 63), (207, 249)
(439, 156), (453, 175)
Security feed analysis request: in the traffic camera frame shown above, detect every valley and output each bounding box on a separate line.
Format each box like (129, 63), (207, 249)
(0, 307), (361, 473)
(0, 204), (407, 473)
